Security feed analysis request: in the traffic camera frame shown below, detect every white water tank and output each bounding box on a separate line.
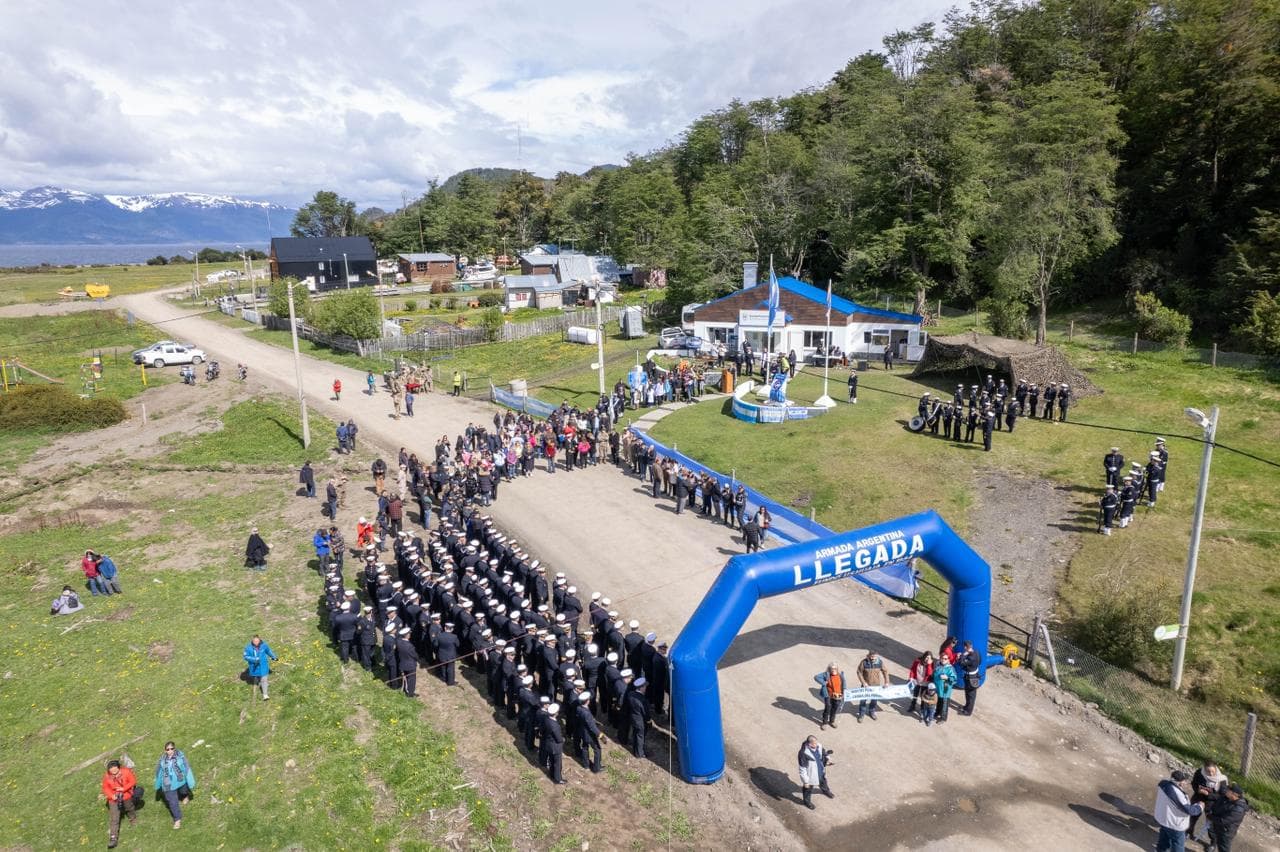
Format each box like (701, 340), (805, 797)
(566, 326), (598, 345)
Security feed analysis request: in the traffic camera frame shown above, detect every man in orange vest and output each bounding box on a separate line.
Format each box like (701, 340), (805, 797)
(813, 662), (846, 729)
(100, 759), (138, 848)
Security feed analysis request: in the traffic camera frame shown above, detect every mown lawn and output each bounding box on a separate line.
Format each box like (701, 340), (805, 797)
(0, 399), (503, 849)
(0, 264), (191, 306)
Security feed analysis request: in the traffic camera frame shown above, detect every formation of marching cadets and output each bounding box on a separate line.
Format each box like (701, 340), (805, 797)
(1099, 438), (1168, 535)
(912, 374), (1074, 451)
(317, 507), (670, 784)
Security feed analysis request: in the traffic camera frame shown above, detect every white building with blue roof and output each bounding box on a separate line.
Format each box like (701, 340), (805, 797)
(687, 276), (926, 362)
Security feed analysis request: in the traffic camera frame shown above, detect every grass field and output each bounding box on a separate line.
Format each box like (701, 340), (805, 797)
(0, 312), (169, 401)
(0, 400), (502, 850)
(0, 264), (193, 306)
(648, 339), (1280, 705)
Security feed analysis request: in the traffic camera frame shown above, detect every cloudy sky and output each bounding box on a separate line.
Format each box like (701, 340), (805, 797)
(2, 0), (951, 209)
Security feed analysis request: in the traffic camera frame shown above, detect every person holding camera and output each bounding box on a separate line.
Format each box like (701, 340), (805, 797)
(797, 735), (834, 810)
(100, 759), (138, 848)
(154, 741), (196, 829)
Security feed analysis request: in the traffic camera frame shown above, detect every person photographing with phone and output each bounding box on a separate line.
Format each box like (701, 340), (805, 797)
(797, 735), (834, 810)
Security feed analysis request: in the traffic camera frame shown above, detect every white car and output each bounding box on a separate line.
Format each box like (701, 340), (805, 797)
(132, 340), (207, 368)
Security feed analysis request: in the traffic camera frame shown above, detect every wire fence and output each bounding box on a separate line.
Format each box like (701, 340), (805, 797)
(1035, 629), (1280, 813)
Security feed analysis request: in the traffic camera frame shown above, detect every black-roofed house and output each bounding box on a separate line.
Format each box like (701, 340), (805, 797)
(269, 236), (377, 291)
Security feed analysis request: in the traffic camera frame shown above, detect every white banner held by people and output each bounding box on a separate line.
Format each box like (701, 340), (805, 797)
(842, 684), (913, 702)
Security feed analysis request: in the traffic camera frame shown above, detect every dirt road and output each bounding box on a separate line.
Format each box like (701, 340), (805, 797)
(117, 291), (1275, 850)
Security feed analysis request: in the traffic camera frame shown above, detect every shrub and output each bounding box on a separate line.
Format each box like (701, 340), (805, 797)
(1133, 292), (1191, 347)
(476, 290), (503, 308)
(479, 307), (504, 342)
(0, 384), (127, 432)
(1068, 592), (1168, 669)
(403, 299), (418, 312)
(1232, 290), (1280, 359)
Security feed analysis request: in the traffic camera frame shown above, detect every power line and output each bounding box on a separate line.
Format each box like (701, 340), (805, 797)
(809, 371), (1280, 471)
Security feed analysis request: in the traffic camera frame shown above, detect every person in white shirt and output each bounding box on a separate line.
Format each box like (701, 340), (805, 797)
(1153, 770), (1203, 852)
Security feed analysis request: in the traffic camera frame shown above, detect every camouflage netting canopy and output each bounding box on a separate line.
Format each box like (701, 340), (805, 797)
(911, 332), (1101, 396)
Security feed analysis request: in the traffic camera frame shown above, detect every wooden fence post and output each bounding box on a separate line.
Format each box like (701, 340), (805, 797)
(1026, 613), (1043, 673)
(1241, 712), (1257, 778)
(1132, 332), (1139, 355)
(1212, 342), (1218, 368)
(1068, 320), (1074, 342)
(936, 298), (942, 318)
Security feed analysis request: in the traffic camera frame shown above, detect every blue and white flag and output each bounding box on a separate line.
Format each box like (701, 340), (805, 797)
(825, 279), (832, 322)
(766, 260), (780, 333)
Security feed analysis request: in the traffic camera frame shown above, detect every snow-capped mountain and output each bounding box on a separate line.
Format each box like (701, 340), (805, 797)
(0, 186), (295, 245)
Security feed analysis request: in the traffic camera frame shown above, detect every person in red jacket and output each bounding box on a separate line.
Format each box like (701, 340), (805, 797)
(100, 759), (137, 848)
(333, 378), (342, 400)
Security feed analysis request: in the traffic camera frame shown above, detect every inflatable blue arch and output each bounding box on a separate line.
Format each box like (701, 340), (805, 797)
(669, 509), (997, 783)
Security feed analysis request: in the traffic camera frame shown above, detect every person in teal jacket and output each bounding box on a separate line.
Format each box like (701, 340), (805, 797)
(243, 635), (277, 701)
(154, 741), (196, 829)
(932, 660), (957, 724)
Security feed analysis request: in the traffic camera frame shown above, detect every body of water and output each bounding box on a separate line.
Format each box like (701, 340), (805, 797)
(0, 243), (268, 267)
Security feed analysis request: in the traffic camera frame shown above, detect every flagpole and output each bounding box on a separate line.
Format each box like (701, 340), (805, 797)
(814, 277), (836, 408)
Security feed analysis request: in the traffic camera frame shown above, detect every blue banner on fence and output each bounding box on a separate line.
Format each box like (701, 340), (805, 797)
(490, 385), (559, 419)
(627, 429), (918, 599)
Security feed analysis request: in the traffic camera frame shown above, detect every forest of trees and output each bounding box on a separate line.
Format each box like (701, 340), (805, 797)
(305, 0), (1280, 352)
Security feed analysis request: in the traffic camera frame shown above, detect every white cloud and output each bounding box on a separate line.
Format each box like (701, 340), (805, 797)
(0, 0), (951, 208)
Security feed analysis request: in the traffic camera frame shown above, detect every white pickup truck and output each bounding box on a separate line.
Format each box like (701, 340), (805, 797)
(131, 340), (207, 368)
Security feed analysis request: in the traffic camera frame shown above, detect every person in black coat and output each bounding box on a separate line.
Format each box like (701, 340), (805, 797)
(356, 606), (378, 671)
(517, 676), (539, 749)
(573, 692), (604, 772)
(981, 409), (995, 452)
(1103, 448), (1125, 488)
(396, 628), (419, 697)
(1041, 384), (1057, 419)
(382, 619), (400, 689)
(1004, 398), (1019, 433)
(1207, 784), (1249, 852)
(742, 517), (762, 553)
(624, 677), (652, 758)
(299, 461), (315, 498)
(623, 622), (645, 672)
(674, 471), (690, 514)
(332, 602), (358, 663)
(540, 704), (566, 784)
(433, 623), (460, 686)
(647, 641), (670, 717)
(847, 372), (858, 404)
(245, 527), (270, 571)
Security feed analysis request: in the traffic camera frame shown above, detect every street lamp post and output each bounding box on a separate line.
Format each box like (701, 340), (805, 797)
(1170, 405), (1219, 691)
(286, 283), (311, 449)
(594, 279), (606, 398)
(343, 252), (351, 290)
(187, 251), (200, 299)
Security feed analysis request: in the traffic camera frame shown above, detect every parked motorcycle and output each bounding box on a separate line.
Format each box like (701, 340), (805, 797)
(205, 360), (221, 381)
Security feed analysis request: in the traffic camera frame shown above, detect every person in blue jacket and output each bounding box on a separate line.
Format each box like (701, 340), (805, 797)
(243, 635), (277, 701)
(932, 658), (958, 724)
(312, 528), (331, 565)
(154, 741), (196, 829)
(96, 554), (122, 594)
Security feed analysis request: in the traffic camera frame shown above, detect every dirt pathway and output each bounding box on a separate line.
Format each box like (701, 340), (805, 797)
(114, 292), (1276, 851)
